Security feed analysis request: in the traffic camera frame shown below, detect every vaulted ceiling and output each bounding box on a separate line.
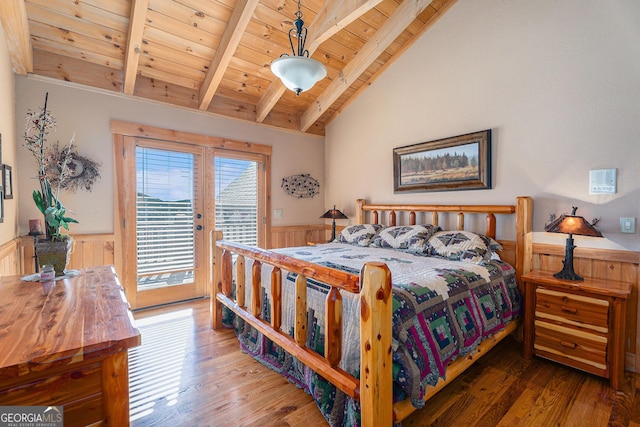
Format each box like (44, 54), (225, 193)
(1, 0), (456, 135)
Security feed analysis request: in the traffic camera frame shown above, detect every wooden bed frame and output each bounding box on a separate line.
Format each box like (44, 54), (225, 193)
(212, 196), (533, 426)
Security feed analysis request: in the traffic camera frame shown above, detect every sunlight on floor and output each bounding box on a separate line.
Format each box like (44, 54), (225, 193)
(129, 308), (194, 423)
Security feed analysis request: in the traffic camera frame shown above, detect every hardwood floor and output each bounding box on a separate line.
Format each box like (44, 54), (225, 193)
(129, 299), (640, 426)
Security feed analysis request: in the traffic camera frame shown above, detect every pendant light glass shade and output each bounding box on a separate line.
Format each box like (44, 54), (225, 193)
(271, 56), (327, 96)
(271, 0), (326, 96)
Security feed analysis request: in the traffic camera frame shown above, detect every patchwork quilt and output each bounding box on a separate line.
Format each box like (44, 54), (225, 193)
(222, 243), (521, 426)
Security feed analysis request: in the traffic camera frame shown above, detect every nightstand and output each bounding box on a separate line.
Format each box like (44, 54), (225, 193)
(522, 270), (631, 390)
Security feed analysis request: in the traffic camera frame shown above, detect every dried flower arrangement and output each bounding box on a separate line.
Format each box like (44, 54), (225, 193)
(23, 92), (78, 241)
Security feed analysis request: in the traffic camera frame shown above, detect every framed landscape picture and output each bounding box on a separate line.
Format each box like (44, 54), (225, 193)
(393, 129), (491, 192)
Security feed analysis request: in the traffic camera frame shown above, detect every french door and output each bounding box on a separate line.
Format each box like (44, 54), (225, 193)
(113, 122), (272, 310)
(120, 137), (206, 309)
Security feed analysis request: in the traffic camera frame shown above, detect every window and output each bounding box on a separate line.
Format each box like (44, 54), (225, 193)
(214, 157), (258, 246)
(136, 146), (197, 289)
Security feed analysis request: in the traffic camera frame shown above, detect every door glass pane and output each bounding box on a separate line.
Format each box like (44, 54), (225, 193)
(215, 158), (258, 246)
(136, 146), (195, 290)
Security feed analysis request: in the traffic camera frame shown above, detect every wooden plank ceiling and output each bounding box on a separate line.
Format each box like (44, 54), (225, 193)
(1, 0), (457, 135)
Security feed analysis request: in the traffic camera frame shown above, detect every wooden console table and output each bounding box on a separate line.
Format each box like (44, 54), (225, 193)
(0, 265), (141, 426)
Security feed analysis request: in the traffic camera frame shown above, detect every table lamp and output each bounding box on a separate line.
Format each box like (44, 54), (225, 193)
(544, 206), (602, 281)
(320, 205), (348, 242)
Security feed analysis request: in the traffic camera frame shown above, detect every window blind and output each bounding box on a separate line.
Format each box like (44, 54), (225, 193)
(136, 147), (196, 282)
(215, 158), (258, 246)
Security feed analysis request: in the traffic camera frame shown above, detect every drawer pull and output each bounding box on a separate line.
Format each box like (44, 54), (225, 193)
(560, 341), (577, 349)
(561, 305), (577, 314)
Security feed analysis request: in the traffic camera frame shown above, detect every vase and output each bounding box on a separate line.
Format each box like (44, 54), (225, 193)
(35, 238), (72, 276)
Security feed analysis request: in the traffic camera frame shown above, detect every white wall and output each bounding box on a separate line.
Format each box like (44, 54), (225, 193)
(15, 76), (326, 236)
(325, 0), (640, 251)
(0, 23), (18, 245)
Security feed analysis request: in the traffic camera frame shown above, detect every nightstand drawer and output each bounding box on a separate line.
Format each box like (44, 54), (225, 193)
(535, 287), (608, 330)
(534, 320), (607, 370)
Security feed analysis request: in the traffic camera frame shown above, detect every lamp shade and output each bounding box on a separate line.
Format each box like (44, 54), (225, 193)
(320, 206), (348, 220)
(544, 209), (602, 237)
(271, 56), (327, 96)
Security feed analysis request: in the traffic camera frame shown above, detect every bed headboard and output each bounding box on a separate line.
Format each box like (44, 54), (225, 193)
(355, 197), (533, 286)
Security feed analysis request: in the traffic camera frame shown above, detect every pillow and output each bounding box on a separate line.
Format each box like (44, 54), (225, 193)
(371, 224), (441, 253)
(426, 230), (497, 264)
(335, 224), (384, 246)
(488, 237), (503, 253)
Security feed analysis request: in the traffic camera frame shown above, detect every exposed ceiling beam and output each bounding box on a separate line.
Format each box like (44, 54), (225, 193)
(300, 0), (434, 132)
(326, 0), (458, 126)
(198, 0), (260, 111)
(123, 0), (149, 95)
(255, 0), (382, 123)
(0, 0), (33, 75)
(307, 0), (384, 53)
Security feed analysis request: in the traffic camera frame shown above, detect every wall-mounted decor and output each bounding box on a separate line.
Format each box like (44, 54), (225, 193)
(393, 129), (491, 193)
(2, 165), (12, 199)
(281, 173), (320, 198)
(0, 185), (4, 223)
(44, 142), (102, 192)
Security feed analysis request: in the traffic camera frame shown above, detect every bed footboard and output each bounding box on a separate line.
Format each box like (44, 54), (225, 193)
(212, 239), (394, 426)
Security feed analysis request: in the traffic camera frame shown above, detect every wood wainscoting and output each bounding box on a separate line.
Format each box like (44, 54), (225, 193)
(270, 224), (328, 248)
(2, 230), (639, 373)
(0, 239), (23, 276)
(19, 234), (117, 276)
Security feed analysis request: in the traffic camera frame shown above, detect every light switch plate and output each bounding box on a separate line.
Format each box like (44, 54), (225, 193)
(620, 217), (636, 234)
(274, 209), (283, 219)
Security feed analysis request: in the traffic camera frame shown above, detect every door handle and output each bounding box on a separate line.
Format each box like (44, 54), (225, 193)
(196, 225), (203, 231)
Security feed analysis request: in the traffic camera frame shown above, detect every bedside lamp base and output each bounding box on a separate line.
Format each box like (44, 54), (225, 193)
(553, 235), (584, 281)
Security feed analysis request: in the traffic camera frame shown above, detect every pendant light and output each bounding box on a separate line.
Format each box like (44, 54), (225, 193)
(271, 0), (327, 96)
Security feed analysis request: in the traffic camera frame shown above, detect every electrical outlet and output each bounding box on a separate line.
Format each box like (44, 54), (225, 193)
(620, 217), (636, 234)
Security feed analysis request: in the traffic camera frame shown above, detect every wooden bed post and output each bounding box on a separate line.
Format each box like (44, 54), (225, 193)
(515, 196), (533, 291)
(356, 199), (365, 224)
(360, 262), (393, 427)
(212, 230), (224, 329)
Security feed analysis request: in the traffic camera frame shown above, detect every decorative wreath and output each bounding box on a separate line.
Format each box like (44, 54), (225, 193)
(44, 142), (102, 192)
(281, 174), (320, 198)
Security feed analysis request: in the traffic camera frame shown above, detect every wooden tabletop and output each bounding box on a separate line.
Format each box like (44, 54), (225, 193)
(521, 270), (632, 298)
(0, 265), (141, 380)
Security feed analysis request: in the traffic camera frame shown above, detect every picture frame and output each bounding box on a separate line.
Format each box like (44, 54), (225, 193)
(0, 185), (4, 223)
(393, 129), (492, 193)
(3, 165), (13, 199)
